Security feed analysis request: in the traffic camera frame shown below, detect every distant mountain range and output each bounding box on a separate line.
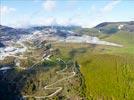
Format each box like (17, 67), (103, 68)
(0, 25), (80, 41)
(0, 21), (134, 43)
(25, 25), (80, 37)
(24, 25), (81, 32)
(0, 25), (30, 42)
(94, 21), (134, 34)
(0, 42), (5, 47)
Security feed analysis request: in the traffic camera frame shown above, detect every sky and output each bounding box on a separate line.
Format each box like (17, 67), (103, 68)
(0, 0), (134, 28)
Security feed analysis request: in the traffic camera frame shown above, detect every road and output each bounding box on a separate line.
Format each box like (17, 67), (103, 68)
(23, 58), (76, 99)
(0, 40), (76, 99)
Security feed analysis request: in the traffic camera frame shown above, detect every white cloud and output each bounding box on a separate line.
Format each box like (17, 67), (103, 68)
(8, 15), (31, 28)
(67, 0), (77, 7)
(91, 5), (96, 12)
(43, 0), (56, 12)
(0, 5), (16, 15)
(83, 0), (122, 28)
(33, 0), (39, 3)
(32, 17), (57, 26)
(30, 16), (82, 27)
(12, 20), (30, 28)
(58, 18), (75, 26)
(101, 0), (121, 14)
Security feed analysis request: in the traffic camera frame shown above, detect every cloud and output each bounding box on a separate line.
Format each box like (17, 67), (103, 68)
(11, 20), (30, 28)
(67, 0), (77, 7)
(91, 5), (96, 12)
(89, 0), (121, 18)
(33, 0), (39, 3)
(32, 17), (57, 26)
(8, 15), (32, 28)
(101, 0), (121, 14)
(31, 16), (82, 27)
(58, 18), (73, 26)
(43, 0), (56, 12)
(0, 5), (16, 15)
(84, 0), (122, 28)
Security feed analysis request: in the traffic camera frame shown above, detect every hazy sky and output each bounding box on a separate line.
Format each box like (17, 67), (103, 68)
(0, 0), (134, 28)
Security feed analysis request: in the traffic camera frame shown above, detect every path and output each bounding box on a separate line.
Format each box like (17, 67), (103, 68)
(23, 58), (76, 99)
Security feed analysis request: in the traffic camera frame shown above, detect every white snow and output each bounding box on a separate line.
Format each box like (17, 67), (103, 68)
(29, 31), (123, 47)
(118, 24), (124, 30)
(4, 47), (16, 52)
(0, 41), (27, 60)
(0, 67), (12, 71)
(60, 35), (123, 47)
(0, 30), (123, 61)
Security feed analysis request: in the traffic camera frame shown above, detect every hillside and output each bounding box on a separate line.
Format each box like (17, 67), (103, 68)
(0, 21), (134, 100)
(79, 54), (134, 100)
(0, 25), (30, 42)
(0, 42), (5, 47)
(94, 21), (134, 34)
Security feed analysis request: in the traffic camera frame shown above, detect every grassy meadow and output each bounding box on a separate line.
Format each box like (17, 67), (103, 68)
(78, 54), (134, 100)
(1, 31), (133, 100)
(52, 31), (134, 100)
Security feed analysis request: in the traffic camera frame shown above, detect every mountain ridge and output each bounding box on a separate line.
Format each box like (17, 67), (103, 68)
(94, 21), (134, 34)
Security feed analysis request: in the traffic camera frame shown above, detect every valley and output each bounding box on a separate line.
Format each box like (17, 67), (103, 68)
(0, 21), (134, 100)
(1, 0), (134, 99)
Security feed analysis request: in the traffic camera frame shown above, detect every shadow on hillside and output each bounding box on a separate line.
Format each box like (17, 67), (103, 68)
(0, 73), (23, 100)
(0, 61), (55, 100)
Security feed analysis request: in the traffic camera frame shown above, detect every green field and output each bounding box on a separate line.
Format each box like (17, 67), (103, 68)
(52, 31), (134, 100)
(78, 54), (134, 100)
(1, 30), (133, 99)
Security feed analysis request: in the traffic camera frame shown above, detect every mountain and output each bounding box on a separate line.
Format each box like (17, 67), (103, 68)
(24, 25), (81, 37)
(94, 21), (134, 34)
(0, 21), (134, 99)
(26, 25), (81, 32)
(0, 42), (5, 47)
(0, 25), (30, 41)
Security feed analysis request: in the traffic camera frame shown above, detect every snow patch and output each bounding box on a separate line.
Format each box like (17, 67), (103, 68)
(0, 41), (27, 60)
(0, 67), (12, 71)
(118, 24), (124, 30)
(60, 35), (123, 47)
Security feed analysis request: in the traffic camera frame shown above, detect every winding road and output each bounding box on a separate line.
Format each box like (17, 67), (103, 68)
(23, 58), (76, 99)
(0, 40), (76, 99)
